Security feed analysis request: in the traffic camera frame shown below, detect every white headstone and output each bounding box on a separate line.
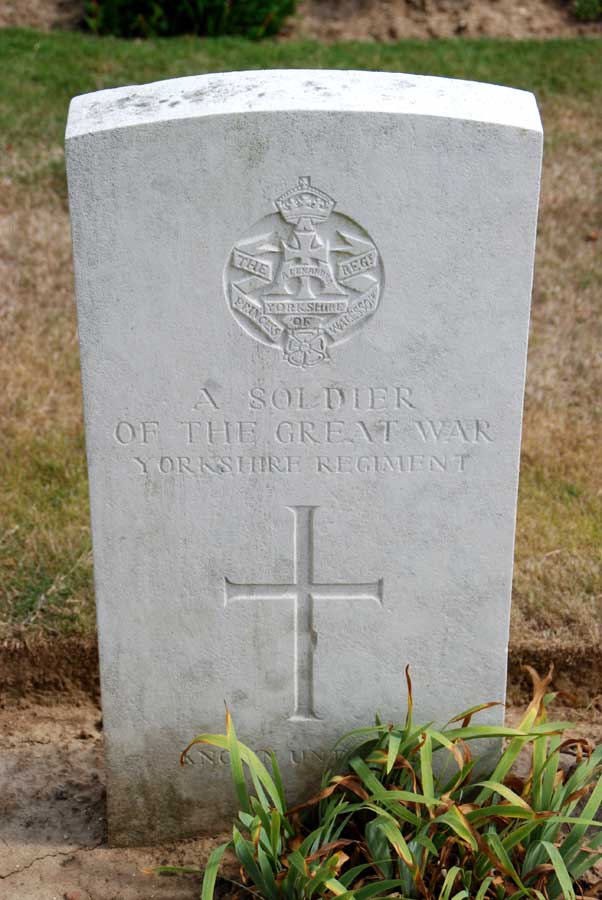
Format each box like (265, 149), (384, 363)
(66, 70), (542, 845)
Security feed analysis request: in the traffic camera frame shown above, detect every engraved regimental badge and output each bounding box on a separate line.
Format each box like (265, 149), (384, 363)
(224, 177), (384, 368)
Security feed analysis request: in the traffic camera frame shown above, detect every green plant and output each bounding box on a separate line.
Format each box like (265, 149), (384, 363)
(84, 0), (296, 39)
(156, 667), (602, 900)
(573, 0), (602, 21)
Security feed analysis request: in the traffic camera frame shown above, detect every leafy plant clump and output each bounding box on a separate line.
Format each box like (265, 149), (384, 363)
(574, 0), (602, 20)
(84, 0), (296, 39)
(160, 668), (602, 900)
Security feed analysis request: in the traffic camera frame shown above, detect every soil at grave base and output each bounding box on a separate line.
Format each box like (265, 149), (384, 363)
(0, 698), (601, 900)
(1, 633), (602, 707)
(0, 701), (235, 900)
(0, 635), (100, 704)
(1, 0), (602, 39)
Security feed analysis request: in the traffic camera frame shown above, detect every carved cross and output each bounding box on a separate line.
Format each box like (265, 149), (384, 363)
(225, 505), (383, 720)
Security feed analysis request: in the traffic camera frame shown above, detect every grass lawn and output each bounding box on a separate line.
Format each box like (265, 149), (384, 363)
(1, 29), (601, 657)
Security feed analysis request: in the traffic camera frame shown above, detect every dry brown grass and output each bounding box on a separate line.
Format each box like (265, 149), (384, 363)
(0, 173), (93, 633)
(0, 95), (600, 651)
(1, 181), (80, 438)
(512, 96), (602, 650)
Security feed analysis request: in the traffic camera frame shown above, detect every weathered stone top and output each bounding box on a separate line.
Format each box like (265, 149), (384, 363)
(66, 69), (542, 140)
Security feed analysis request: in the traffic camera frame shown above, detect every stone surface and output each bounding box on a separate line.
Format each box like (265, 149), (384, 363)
(66, 70), (542, 845)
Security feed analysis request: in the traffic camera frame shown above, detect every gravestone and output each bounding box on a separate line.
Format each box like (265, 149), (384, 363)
(66, 70), (542, 845)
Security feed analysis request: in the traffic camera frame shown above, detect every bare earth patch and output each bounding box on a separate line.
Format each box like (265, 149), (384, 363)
(0, 0), (82, 31)
(0, 700), (233, 899)
(288, 0), (602, 40)
(0, 698), (599, 899)
(1, 0), (601, 39)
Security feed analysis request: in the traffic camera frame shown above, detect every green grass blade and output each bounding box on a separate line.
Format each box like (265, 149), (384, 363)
(474, 780), (532, 811)
(338, 860), (396, 888)
(323, 879), (354, 898)
(184, 732), (285, 813)
(566, 826), (602, 882)
(152, 864), (202, 875)
(502, 820), (542, 855)
(439, 865), (462, 900)
(466, 804), (534, 823)
(474, 877), (493, 900)
(446, 724), (534, 740)
(373, 788), (429, 804)
(350, 756), (390, 797)
(374, 814), (420, 873)
(269, 809), (281, 857)
(558, 767), (602, 864)
(474, 736), (531, 804)
(201, 843), (230, 900)
(355, 879), (408, 899)
(532, 733), (548, 810)
(361, 796), (423, 829)
(541, 734), (562, 809)
(365, 818), (394, 879)
(232, 828), (274, 899)
(269, 750), (286, 810)
(413, 831), (438, 855)
(541, 840), (576, 900)
(386, 730), (402, 775)
(486, 831), (525, 890)
(256, 845), (279, 900)
(226, 709), (251, 815)
(420, 732), (434, 805)
(435, 809), (478, 853)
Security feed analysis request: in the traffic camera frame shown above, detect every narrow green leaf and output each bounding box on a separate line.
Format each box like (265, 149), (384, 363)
(566, 825), (602, 882)
(232, 828), (269, 897)
(152, 864), (202, 875)
(486, 831), (525, 889)
(256, 845), (279, 900)
(541, 734), (562, 809)
(420, 733), (434, 804)
(474, 780), (532, 811)
(323, 879), (354, 898)
(532, 733), (548, 810)
(269, 809), (281, 857)
(374, 815), (418, 870)
(439, 865), (462, 900)
(541, 840), (576, 900)
(339, 860), (396, 888)
(413, 831), (438, 855)
(466, 804), (534, 823)
(184, 732), (285, 813)
(226, 710), (250, 815)
(287, 849), (309, 878)
(502, 819), (542, 855)
(386, 730), (402, 775)
(355, 879), (407, 899)
(433, 808), (477, 852)
(269, 750), (286, 809)
(474, 736), (531, 805)
(475, 877), (493, 900)
(559, 765), (602, 865)
(201, 843), (230, 900)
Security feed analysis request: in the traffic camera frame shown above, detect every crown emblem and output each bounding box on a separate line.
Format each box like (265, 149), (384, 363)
(275, 176), (335, 225)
